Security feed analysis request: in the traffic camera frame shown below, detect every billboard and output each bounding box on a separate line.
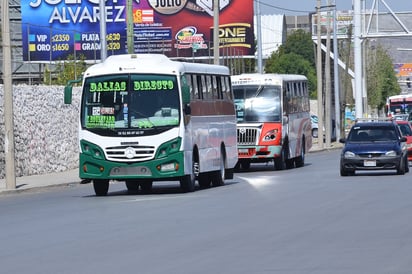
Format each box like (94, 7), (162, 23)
(21, 0), (254, 62)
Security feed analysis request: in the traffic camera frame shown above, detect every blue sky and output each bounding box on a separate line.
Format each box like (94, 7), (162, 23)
(258, 0), (412, 15)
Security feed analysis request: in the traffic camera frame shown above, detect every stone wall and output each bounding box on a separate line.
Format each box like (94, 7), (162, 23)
(0, 85), (81, 179)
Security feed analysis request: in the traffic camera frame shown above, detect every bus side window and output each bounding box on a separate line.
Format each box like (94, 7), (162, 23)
(201, 75), (207, 99)
(212, 75), (219, 99)
(205, 75), (212, 99)
(185, 74), (193, 99)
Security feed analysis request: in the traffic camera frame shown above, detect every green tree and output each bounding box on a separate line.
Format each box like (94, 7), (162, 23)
(367, 44), (400, 110)
(44, 54), (87, 85)
(279, 29), (315, 67)
(265, 29), (317, 98)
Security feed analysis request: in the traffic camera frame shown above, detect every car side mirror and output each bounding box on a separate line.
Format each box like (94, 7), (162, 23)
(400, 136), (407, 142)
(339, 138), (346, 143)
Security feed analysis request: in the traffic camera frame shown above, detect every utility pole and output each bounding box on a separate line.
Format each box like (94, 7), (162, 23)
(213, 0), (219, 65)
(2, 0), (16, 189)
(332, 0), (340, 140)
(256, 0), (263, 73)
(126, 0), (134, 54)
(354, 0), (363, 118)
(316, 0), (324, 149)
(325, 1), (332, 148)
(99, 1), (107, 61)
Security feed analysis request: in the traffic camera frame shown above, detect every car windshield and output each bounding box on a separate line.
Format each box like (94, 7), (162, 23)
(347, 125), (398, 142)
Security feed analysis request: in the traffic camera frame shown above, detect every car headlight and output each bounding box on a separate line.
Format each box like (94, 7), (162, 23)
(385, 150), (397, 157)
(407, 143), (412, 149)
(344, 151), (355, 158)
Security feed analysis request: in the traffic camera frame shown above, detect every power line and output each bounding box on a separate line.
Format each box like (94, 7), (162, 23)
(257, 0), (313, 14)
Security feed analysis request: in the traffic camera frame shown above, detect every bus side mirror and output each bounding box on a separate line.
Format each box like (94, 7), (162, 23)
(64, 78), (82, 104)
(282, 115), (288, 125)
(182, 85), (190, 105)
(64, 85), (72, 104)
(184, 104), (191, 115)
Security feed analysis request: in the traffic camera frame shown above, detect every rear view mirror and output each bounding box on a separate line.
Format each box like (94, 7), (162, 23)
(64, 85), (72, 104)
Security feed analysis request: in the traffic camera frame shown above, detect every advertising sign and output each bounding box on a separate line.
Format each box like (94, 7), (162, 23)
(21, 0), (254, 62)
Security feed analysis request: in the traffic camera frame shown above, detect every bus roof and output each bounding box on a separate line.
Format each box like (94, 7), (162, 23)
(83, 54), (230, 77)
(231, 73), (307, 86)
(388, 93), (412, 101)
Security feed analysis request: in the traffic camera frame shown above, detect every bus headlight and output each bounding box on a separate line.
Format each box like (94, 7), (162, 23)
(156, 137), (182, 159)
(263, 129), (277, 141)
(80, 140), (105, 160)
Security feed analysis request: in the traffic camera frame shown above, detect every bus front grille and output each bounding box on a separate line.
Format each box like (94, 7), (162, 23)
(237, 128), (258, 145)
(105, 145), (155, 162)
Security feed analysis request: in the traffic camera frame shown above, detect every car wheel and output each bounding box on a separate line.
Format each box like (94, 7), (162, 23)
(405, 157), (410, 173)
(340, 163), (351, 176)
(397, 159), (406, 175)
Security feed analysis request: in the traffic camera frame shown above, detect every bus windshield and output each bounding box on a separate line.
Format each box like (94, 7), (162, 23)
(233, 85), (281, 123)
(81, 74), (180, 136)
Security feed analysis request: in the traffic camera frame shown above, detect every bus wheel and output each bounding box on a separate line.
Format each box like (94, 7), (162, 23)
(93, 179), (109, 196)
(212, 153), (226, 187)
(139, 180), (153, 193)
(180, 154), (197, 192)
(295, 141), (305, 168)
(274, 148), (287, 170)
(239, 160), (251, 170)
(198, 173), (211, 189)
(125, 180), (139, 193)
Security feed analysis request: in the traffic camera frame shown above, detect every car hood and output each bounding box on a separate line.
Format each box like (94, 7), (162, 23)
(343, 141), (402, 154)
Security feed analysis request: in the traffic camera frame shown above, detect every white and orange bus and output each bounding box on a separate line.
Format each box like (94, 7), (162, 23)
(64, 54), (237, 196)
(231, 73), (312, 170)
(385, 93), (412, 117)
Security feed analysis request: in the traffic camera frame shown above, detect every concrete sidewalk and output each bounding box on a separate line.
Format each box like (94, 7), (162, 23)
(0, 142), (341, 194)
(0, 168), (81, 194)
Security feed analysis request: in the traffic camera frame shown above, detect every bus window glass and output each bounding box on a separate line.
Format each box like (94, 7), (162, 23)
(191, 74), (199, 99)
(82, 74), (129, 130)
(130, 74), (180, 129)
(233, 85), (281, 122)
(81, 74), (180, 135)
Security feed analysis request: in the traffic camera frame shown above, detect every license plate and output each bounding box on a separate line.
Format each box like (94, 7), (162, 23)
(239, 149), (249, 153)
(364, 160), (376, 167)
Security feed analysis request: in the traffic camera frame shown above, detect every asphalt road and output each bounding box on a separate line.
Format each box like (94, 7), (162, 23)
(1, 149), (412, 274)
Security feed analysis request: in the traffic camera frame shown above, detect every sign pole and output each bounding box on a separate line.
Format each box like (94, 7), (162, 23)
(213, 0), (219, 65)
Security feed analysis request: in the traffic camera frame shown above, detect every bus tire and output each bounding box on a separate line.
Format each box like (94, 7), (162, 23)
(212, 151), (226, 187)
(295, 139), (305, 168)
(139, 180), (153, 193)
(198, 173), (211, 189)
(274, 147), (287, 170)
(125, 180), (139, 193)
(93, 179), (109, 196)
(180, 151), (197, 192)
(239, 159), (251, 170)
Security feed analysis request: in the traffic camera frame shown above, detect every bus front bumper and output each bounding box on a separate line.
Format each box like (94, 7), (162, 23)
(79, 151), (185, 181)
(238, 145), (282, 159)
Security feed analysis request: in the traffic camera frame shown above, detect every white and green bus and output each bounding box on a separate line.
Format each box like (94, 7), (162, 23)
(64, 54), (238, 196)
